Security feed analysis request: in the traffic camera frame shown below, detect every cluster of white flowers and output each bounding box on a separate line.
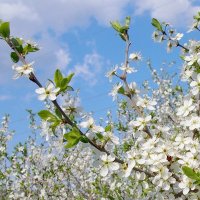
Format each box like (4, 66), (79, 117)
(2, 12), (200, 199)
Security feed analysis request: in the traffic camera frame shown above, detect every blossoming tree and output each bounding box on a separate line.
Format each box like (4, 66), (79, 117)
(0, 12), (200, 199)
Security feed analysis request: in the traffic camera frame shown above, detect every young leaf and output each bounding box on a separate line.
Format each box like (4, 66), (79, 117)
(38, 110), (58, 122)
(50, 119), (61, 132)
(182, 166), (200, 180)
(151, 18), (163, 32)
(54, 69), (63, 87)
(23, 44), (39, 54)
(60, 76), (74, 92)
(0, 22), (10, 38)
(96, 133), (104, 140)
(65, 86), (74, 91)
(63, 128), (81, 148)
(194, 13), (200, 21)
(55, 108), (62, 119)
(105, 124), (112, 132)
(66, 73), (74, 84)
(118, 86), (125, 95)
(194, 180), (200, 185)
(10, 52), (19, 63)
(110, 21), (121, 32)
(79, 135), (89, 143)
(64, 139), (79, 148)
(0, 171), (5, 180)
(64, 128), (81, 140)
(119, 26), (129, 33)
(119, 33), (126, 41)
(60, 78), (69, 90)
(11, 38), (20, 48)
(125, 16), (131, 26)
(15, 45), (23, 54)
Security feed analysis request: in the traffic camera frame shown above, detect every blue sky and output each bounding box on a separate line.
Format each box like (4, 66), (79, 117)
(0, 0), (199, 146)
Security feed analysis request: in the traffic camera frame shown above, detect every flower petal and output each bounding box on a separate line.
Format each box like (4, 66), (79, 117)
(100, 166), (108, 177)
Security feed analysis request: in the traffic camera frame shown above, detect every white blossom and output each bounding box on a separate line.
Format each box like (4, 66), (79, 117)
(178, 176), (196, 195)
(184, 54), (200, 66)
(80, 117), (104, 133)
(152, 31), (164, 42)
(100, 154), (119, 177)
(190, 74), (200, 95)
(129, 115), (151, 130)
(151, 164), (176, 191)
(176, 99), (195, 117)
(184, 115), (200, 130)
(129, 52), (142, 61)
(12, 62), (34, 79)
(106, 65), (118, 82)
(136, 97), (157, 110)
(119, 64), (137, 73)
(171, 33), (183, 41)
(109, 82), (123, 101)
(102, 131), (119, 145)
(35, 82), (60, 101)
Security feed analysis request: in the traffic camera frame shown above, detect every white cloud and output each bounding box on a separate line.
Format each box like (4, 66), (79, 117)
(0, 0), (199, 87)
(132, 0), (200, 27)
(0, 2), (39, 21)
(0, 0), (129, 37)
(55, 49), (71, 70)
(0, 0), (129, 85)
(73, 52), (104, 86)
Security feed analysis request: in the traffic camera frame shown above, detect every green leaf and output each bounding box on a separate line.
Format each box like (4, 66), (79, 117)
(119, 25), (129, 33)
(0, 171), (5, 180)
(38, 110), (58, 122)
(108, 196), (115, 200)
(0, 22), (10, 38)
(79, 135), (89, 143)
(182, 166), (200, 180)
(50, 120), (61, 132)
(123, 142), (132, 152)
(64, 128), (81, 140)
(119, 33), (126, 41)
(96, 133), (104, 140)
(60, 73), (74, 90)
(118, 86), (125, 95)
(110, 21), (121, 32)
(66, 86), (74, 91)
(125, 16), (131, 27)
(23, 44), (39, 54)
(60, 78), (69, 90)
(15, 45), (23, 54)
(16, 38), (23, 45)
(105, 124), (112, 132)
(66, 73), (74, 83)
(194, 180), (200, 185)
(151, 18), (163, 31)
(194, 13), (200, 21)
(59, 74), (74, 92)
(10, 52), (19, 63)
(55, 108), (62, 119)
(64, 139), (79, 148)
(11, 38), (20, 48)
(64, 128), (81, 148)
(54, 69), (63, 87)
